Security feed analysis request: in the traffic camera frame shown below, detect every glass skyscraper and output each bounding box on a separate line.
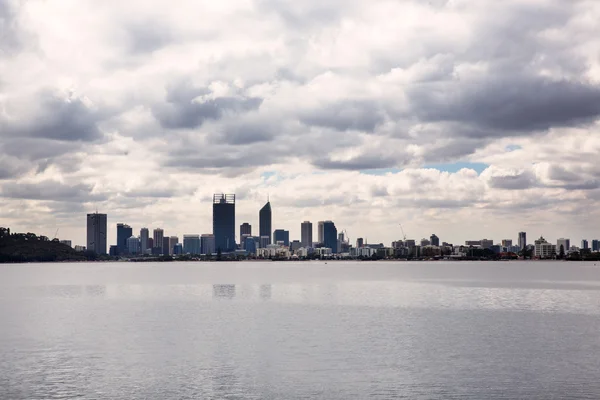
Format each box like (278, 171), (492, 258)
(213, 194), (236, 252)
(259, 201), (271, 246)
(87, 212), (107, 254)
(273, 229), (289, 246)
(116, 223), (132, 254)
(322, 220), (338, 253)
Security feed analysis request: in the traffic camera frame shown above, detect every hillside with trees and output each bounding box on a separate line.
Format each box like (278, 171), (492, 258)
(0, 227), (95, 263)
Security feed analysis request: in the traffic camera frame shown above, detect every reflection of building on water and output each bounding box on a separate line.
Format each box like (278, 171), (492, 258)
(213, 284), (236, 299)
(259, 284), (272, 300)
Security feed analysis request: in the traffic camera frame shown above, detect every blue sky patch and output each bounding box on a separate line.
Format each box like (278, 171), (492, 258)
(505, 144), (522, 152)
(424, 162), (489, 174)
(359, 168), (403, 176)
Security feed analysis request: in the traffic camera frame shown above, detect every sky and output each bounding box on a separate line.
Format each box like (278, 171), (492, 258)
(1, 0), (600, 247)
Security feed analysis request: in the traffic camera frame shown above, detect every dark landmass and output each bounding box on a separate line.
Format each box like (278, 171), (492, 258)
(0, 227), (103, 263)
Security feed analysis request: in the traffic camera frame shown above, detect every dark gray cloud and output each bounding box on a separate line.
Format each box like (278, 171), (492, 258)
(488, 172), (539, 190)
(152, 80), (263, 129)
(214, 119), (276, 145)
(0, 90), (105, 141)
(124, 23), (174, 54)
(300, 100), (385, 132)
(0, 156), (30, 180)
(0, 180), (107, 202)
(312, 154), (399, 171)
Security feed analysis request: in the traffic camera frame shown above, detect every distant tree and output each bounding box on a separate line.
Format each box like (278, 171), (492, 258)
(216, 248), (222, 261)
(558, 245), (565, 259)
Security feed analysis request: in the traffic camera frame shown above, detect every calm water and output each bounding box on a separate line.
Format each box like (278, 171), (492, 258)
(2, 261), (600, 399)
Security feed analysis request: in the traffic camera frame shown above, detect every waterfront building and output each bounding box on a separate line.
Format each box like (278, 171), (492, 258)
(60, 240), (72, 247)
(140, 228), (149, 254)
(87, 212), (107, 254)
(581, 239), (589, 250)
(301, 221), (313, 248)
(318, 221), (325, 244)
(534, 236), (556, 259)
(557, 238), (570, 254)
(322, 221), (338, 254)
(116, 223), (133, 255)
(240, 223), (251, 238)
(153, 228), (164, 254)
(162, 237), (170, 255)
(273, 229), (290, 246)
(430, 234), (440, 247)
(183, 235), (201, 255)
(518, 232), (527, 250)
(201, 234), (216, 255)
(127, 236), (140, 255)
(259, 201), (272, 246)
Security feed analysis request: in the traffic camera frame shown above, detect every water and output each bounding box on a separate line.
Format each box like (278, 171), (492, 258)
(2, 261), (600, 399)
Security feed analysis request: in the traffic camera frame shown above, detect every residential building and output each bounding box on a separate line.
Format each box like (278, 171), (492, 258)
(183, 235), (201, 255)
(259, 200), (272, 246)
(127, 236), (140, 255)
(480, 239), (493, 249)
(213, 194), (236, 252)
(153, 228), (164, 254)
(430, 234), (440, 247)
(581, 239), (589, 250)
(116, 223), (133, 255)
(274, 229), (290, 246)
(356, 238), (364, 248)
(290, 240), (302, 252)
(162, 237), (170, 255)
(534, 236), (556, 259)
(592, 240), (600, 252)
(557, 238), (570, 254)
(501, 239), (512, 248)
(518, 232), (527, 250)
(201, 234), (216, 255)
(60, 240), (72, 247)
(421, 238), (431, 247)
(322, 221), (338, 254)
(301, 221), (313, 247)
(74, 245), (86, 252)
(140, 228), (149, 254)
(87, 212), (107, 254)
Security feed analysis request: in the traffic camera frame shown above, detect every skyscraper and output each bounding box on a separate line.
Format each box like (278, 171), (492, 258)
(430, 234), (440, 247)
(183, 235), (201, 255)
(301, 221), (313, 248)
(322, 221), (338, 253)
(169, 236), (179, 255)
(201, 234), (216, 255)
(318, 221), (325, 244)
(557, 238), (570, 253)
(582, 239), (589, 250)
(140, 228), (149, 254)
(356, 238), (364, 248)
(213, 194), (236, 252)
(273, 229), (290, 246)
(162, 237), (170, 256)
(153, 228), (164, 253)
(518, 232), (527, 250)
(116, 223), (132, 254)
(259, 200), (272, 246)
(87, 212), (107, 254)
(240, 223), (251, 238)
(127, 236), (140, 255)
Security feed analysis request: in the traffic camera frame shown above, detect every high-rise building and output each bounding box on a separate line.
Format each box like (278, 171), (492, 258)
(322, 221), (338, 253)
(274, 229), (290, 246)
(480, 239), (493, 249)
(259, 201), (272, 246)
(592, 240), (600, 252)
(169, 236), (179, 255)
(518, 232), (527, 250)
(301, 221), (313, 248)
(201, 234), (216, 255)
(356, 238), (364, 248)
(213, 194), (236, 252)
(173, 243), (183, 255)
(240, 223), (251, 238)
(501, 239), (513, 248)
(87, 212), (107, 254)
(581, 239), (589, 250)
(140, 228), (149, 254)
(421, 238), (431, 247)
(116, 223), (132, 254)
(534, 236), (555, 258)
(127, 236), (140, 255)
(183, 235), (201, 255)
(318, 221), (325, 244)
(153, 228), (164, 253)
(290, 240), (302, 252)
(162, 237), (170, 255)
(245, 236), (259, 255)
(260, 236), (270, 249)
(557, 238), (570, 254)
(147, 237), (154, 253)
(430, 234), (440, 247)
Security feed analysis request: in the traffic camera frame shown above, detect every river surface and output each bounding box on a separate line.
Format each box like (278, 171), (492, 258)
(1, 261), (600, 399)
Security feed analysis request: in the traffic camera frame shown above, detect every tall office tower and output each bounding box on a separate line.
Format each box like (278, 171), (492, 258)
(245, 236), (259, 254)
(201, 234), (216, 255)
(430, 234), (440, 247)
(162, 237), (170, 255)
(259, 200), (272, 246)
(592, 240), (600, 252)
(356, 238), (364, 248)
(116, 223), (133, 254)
(140, 228), (149, 253)
(301, 221), (313, 248)
(557, 238), (570, 253)
(501, 239), (513, 248)
(518, 232), (527, 250)
(183, 235), (201, 255)
(213, 194), (236, 252)
(240, 223), (252, 239)
(153, 228), (164, 253)
(582, 239), (589, 250)
(322, 221), (338, 253)
(169, 236), (179, 255)
(318, 221), (325, 244)
(87, 212), (107, 254)
(127, 236), (140, 255)
(273, 229), (290, 246)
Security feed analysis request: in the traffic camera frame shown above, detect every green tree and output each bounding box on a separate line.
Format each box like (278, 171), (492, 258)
(558, 244), (565, 259)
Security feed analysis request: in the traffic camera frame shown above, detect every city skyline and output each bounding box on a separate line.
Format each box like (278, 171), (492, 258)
(2, 1), (600, 248)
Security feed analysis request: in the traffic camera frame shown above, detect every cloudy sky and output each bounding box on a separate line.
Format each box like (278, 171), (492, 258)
(1, 0), (600, 247)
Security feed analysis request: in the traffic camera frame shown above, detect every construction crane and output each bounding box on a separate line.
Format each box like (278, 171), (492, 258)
(53, 228), (59, 240)
(399, 223), (407, 241)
